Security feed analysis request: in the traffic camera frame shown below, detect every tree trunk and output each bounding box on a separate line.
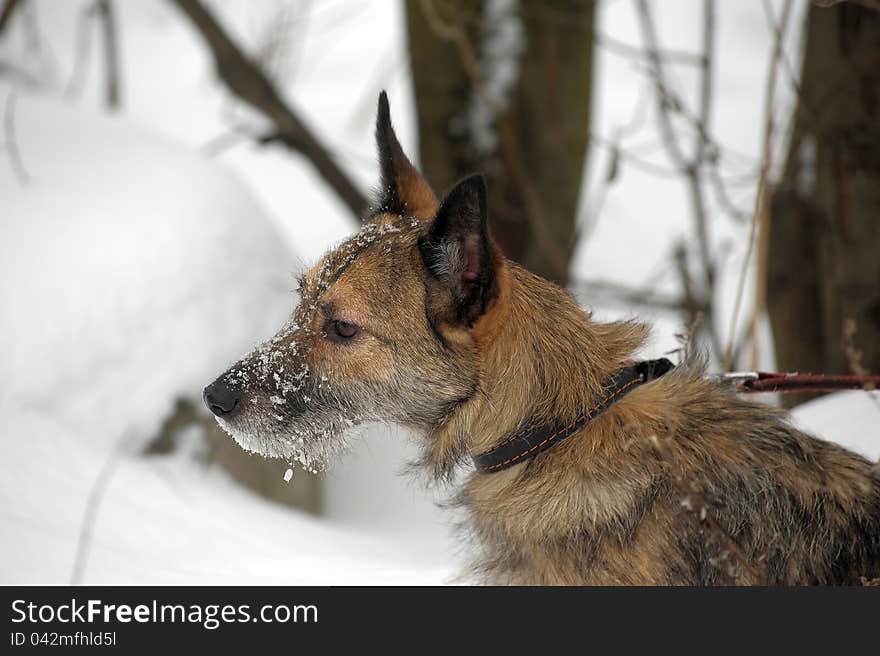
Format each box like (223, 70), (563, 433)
(405, 0), (595, 286)
(768, 4), (880, 406)
(405, 0), (484, 195)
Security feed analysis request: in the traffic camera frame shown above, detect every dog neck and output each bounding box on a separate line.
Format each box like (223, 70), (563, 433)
(423, 259), (649, 478)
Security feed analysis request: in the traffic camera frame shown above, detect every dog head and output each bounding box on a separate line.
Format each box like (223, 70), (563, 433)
(203, 93), (501, 471)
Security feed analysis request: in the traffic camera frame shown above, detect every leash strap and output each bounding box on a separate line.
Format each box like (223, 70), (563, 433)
(723, 371), (880, 394)
(472, 358), (674, 474)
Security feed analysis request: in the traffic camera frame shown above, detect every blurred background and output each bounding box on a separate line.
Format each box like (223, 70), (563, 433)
(1, 0), (878, 584)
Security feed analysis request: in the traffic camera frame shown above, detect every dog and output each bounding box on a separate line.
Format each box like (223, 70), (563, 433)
(204, 93), (880, 585)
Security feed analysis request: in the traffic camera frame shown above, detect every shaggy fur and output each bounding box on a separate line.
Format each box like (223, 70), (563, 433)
(205, 93), (880, 585)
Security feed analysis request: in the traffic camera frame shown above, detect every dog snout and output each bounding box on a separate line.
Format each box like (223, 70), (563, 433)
(203, 377), (241, 418)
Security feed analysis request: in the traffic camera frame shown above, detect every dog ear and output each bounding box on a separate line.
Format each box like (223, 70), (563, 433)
(374, 91), (438, 219)
(419, 175), (498, 326)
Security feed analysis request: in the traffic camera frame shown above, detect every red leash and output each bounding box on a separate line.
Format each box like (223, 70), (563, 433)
(719, 371), (880, 394)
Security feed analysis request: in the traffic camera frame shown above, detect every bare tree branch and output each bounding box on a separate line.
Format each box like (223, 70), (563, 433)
(64, 2), (95, 101)
(71, 432), (134, 584)
(595, 31), (704, 67)
(170, 0), (368, 220)
(674, 243), (702, 319)
(570, 277), (697, 314)
(3, 91), (29, 185)
(694, 0), (717, 323)
(0, 0), (23, 34)
(635, 0), (724, 361)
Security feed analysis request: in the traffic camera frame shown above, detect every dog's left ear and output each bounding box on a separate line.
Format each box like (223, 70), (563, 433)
(374, 91), (438, 219)
(419, 175), (498, 327)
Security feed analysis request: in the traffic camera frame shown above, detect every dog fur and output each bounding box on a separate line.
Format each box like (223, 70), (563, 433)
(206, 93), (880, 585)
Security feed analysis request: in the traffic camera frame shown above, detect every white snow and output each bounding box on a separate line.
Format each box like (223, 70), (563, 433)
(0, 413), (452, 584)
(790, 392), (880, 463)
(0, 94), (455, 584)
(0, 95), (292, 441)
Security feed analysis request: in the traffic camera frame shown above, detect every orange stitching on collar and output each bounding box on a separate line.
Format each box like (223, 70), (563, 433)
(474, 416), (544, 458)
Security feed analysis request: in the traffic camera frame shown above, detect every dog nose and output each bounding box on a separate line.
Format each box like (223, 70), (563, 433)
(203, 378), (240, 417)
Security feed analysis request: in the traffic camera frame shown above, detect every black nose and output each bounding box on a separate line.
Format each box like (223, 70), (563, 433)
(203, 378), (240, 417)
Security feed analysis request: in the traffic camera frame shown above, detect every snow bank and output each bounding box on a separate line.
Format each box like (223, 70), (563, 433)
(0, 412), (452, 584)
(0, 93), (454, 584)
(0, 94), (294, 445)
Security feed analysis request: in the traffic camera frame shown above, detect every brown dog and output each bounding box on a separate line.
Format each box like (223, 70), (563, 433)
(204, 93), (880, 585)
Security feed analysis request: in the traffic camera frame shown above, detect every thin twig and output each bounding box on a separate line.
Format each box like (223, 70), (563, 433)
(71, 432), (135, 584)
(64, 2), (95, 101)
(506, 0), (758, 230)
(723, 0), (793, 370)
(200, 122), (262, 157)
(3, 91), (29, 185)
(634, 0), (724, 361)
(569, 277), (694, 313)
(539, 0), (758, 226)
(674, 243), (702, 320)
(576, 81), (654, 245)
(595, 31), (704, 67)
(170, 0), (368, 220)
(693, 0), (722, 361)
(588, 130), (684, 179)
(842, 319), (880, 414)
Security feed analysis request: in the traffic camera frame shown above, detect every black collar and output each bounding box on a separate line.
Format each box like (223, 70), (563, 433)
(472, 358), (674, 474)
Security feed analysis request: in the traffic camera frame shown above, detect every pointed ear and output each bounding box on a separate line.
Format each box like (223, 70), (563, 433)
(419, 175), (498, 326)
(374, 91), (438, 219)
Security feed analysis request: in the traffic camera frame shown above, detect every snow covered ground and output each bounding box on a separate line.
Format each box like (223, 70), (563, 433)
(0, 94), (457, 584)
(1, 1), (877, 585)
(789, 392), (880, 464)
(0, 413), (455, 585)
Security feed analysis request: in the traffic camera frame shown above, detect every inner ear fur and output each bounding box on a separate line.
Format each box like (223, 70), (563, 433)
(420, 174), (499, 327)
(374, 91), (438, 219)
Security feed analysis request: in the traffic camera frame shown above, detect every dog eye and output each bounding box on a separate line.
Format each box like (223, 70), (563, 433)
(333, 320), (359, 339)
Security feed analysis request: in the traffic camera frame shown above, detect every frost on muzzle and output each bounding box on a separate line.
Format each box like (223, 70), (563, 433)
(203, 316), (356, 473)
